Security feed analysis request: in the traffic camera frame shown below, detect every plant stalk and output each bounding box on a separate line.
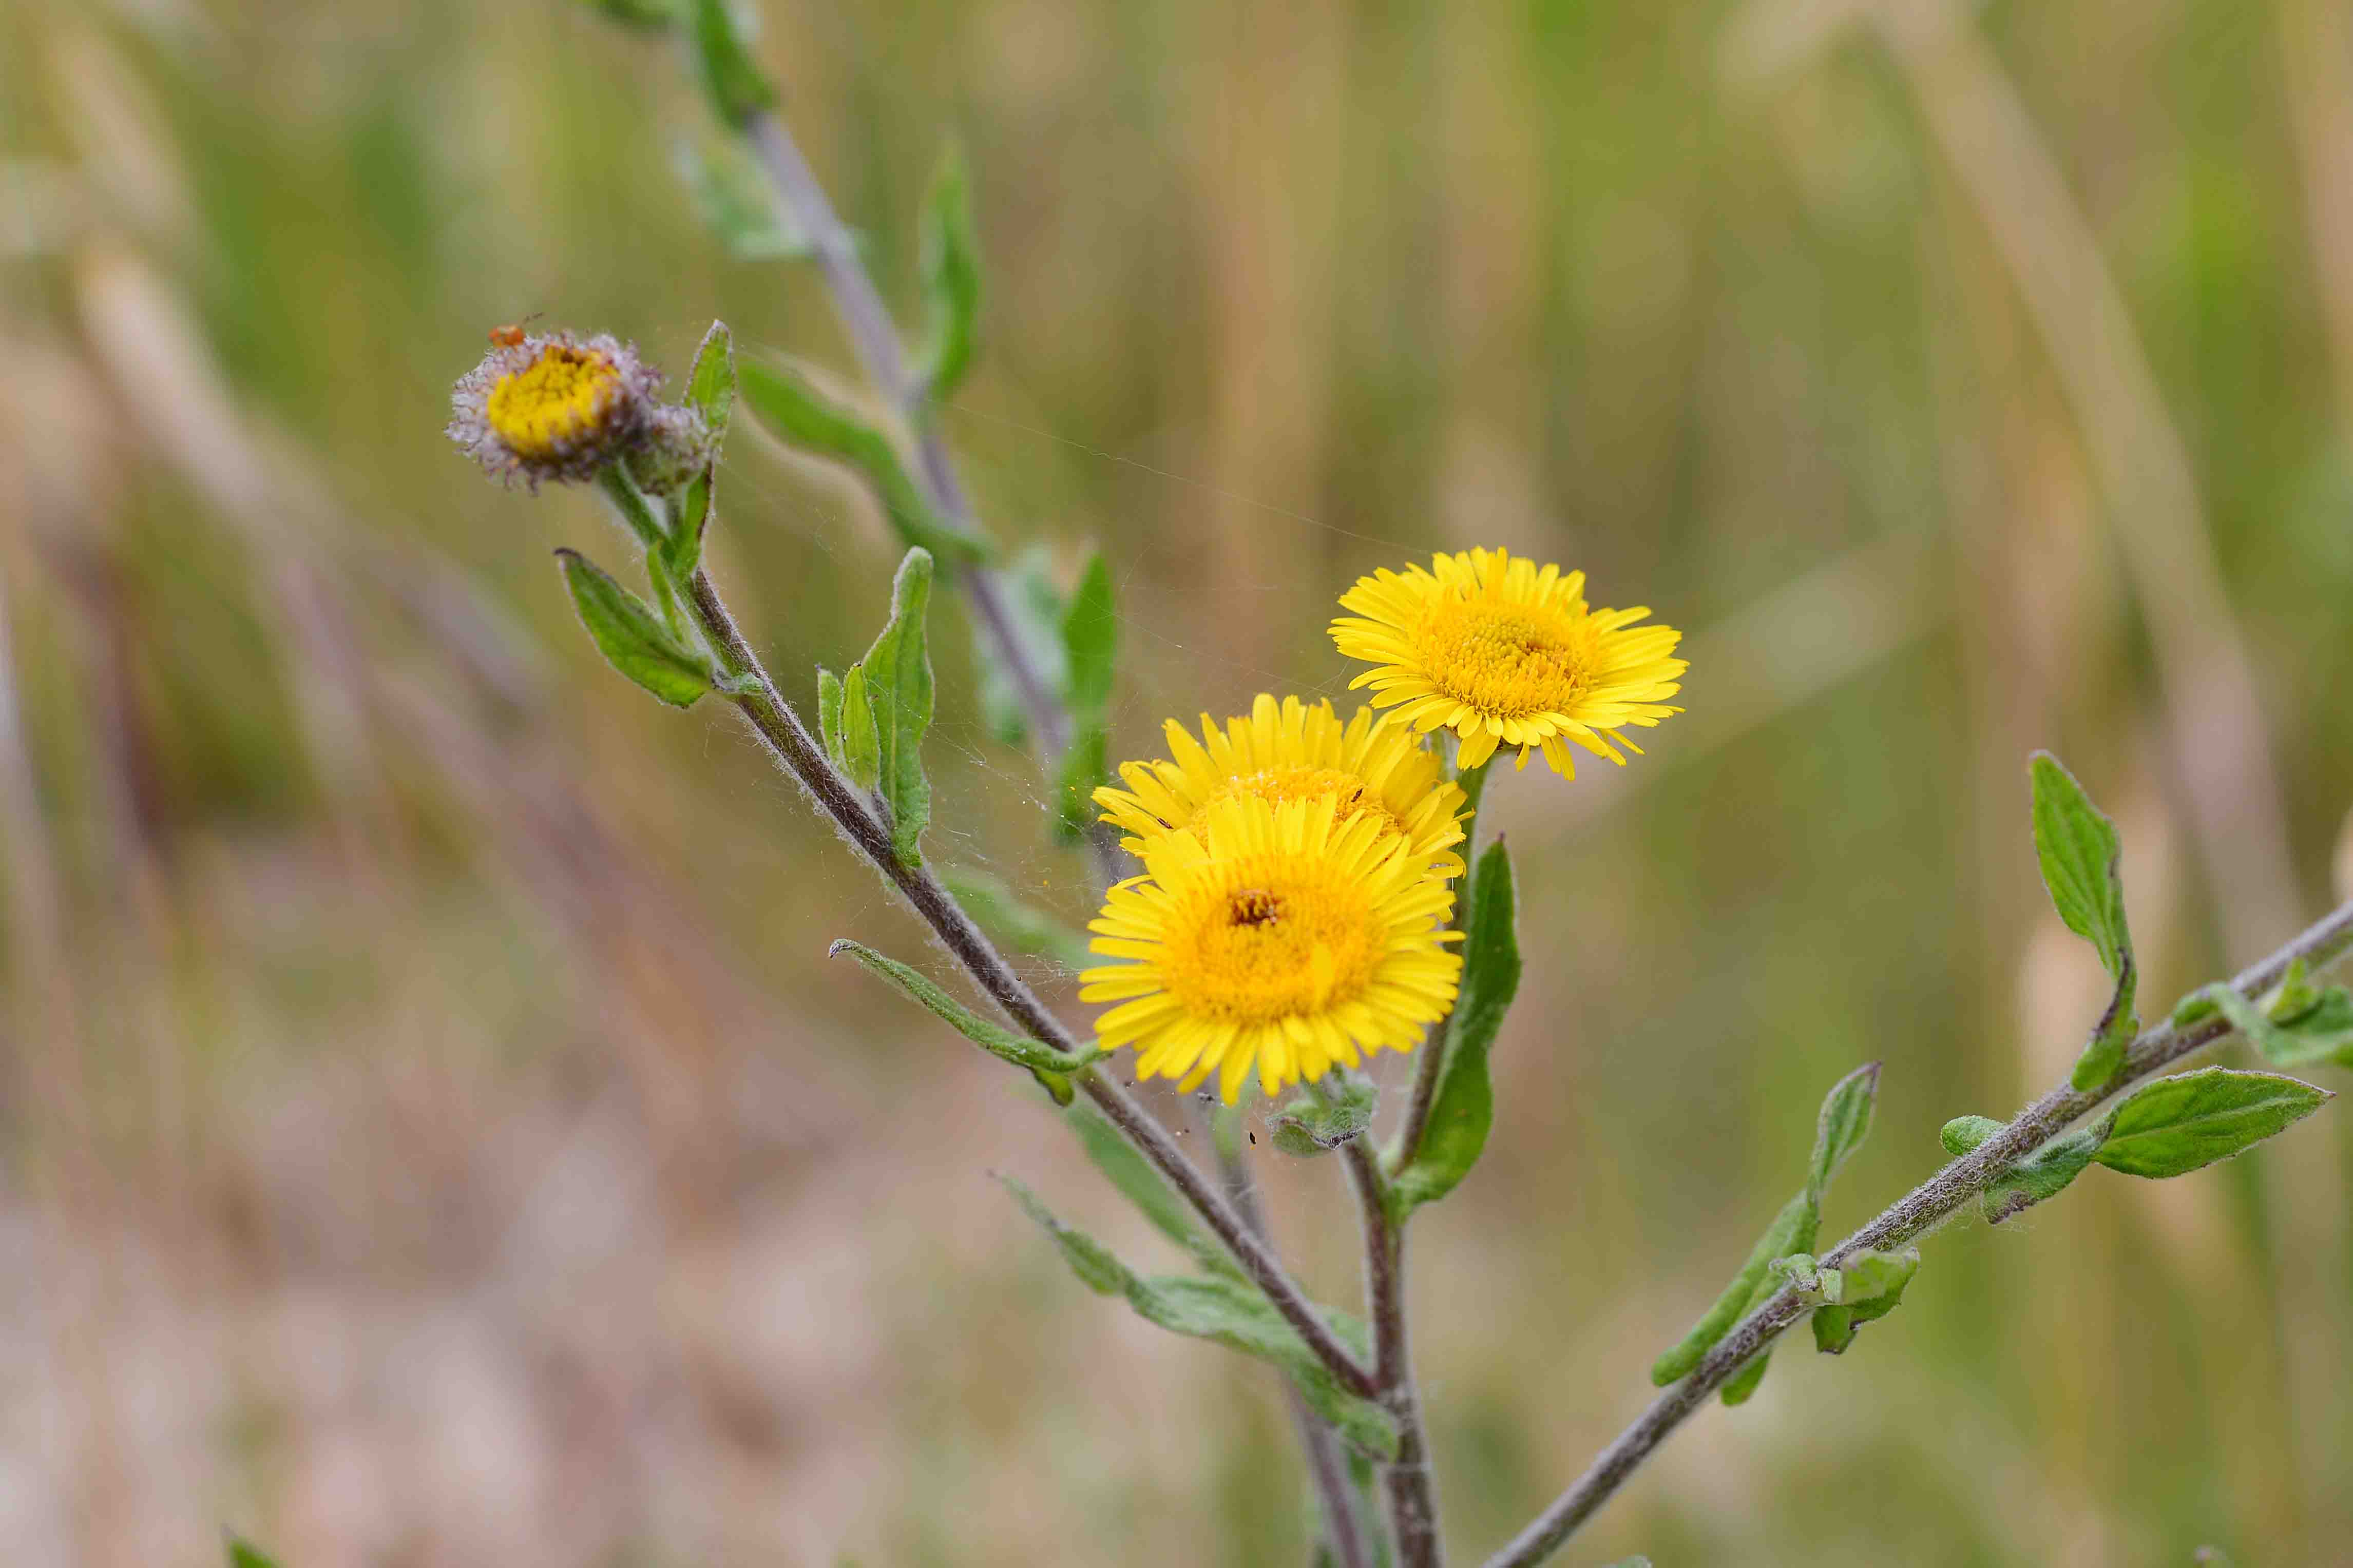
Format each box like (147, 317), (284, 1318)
(740, 110), (1125, 889)
(1346, 1137), (1443, 1568)
(679, 560), (1377, 1399)
(1212, 1122), (1374, 1568)
(1479, 894), (2353, 1568)
(1393, 755), (1492, 1169)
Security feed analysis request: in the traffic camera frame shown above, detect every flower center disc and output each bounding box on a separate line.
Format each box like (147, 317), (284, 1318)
(1415, 597), (1597, 719)
(1160, 859), (1381, 1025)
(486, 345), (623, 458)
(1202, 767), (1409, 843)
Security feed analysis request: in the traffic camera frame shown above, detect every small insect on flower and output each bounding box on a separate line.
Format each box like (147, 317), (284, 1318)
(486, 313), (543, 349)
(447, 327), (662, 489)
(1332, 547), (1688, 777)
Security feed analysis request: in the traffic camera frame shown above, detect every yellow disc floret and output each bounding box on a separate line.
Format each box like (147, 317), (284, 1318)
(447, 327), (661, 489)
(1094, 693), (1467, 878)
(486, 342), (626, 459)
(1081, 794), (1463, 1103)
(1331, 546), (1687, 776)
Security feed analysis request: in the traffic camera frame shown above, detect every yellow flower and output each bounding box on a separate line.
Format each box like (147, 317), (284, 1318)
(447, 329), (662, 489)
(1331, 547), (1686, 775)
(1094, 693), (1468, 879)
(1081, 795), (1463, 1104)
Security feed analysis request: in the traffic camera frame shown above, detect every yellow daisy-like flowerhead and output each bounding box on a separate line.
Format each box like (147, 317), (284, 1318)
(447, 329), (663, 489)
(1081, 794), (1464, 1104)
(1093, 693), (1468, 879)
(1331, 547), (1687, 775)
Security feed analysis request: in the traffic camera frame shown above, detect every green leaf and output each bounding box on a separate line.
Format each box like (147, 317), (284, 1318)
(1060, 550), (1118, 720)
(1651, 1188), (1818, 1389)
(674, 135), (811, 261)
(685, 319), (737, 451)
(1808, 1060), (1880, 1203)
(1939, 1115), (2004, 1156)
(226, 1538), (282, 1568)
(1388, 841), (1521, 1211)
(1062, 1099), (1241, 1280)
(1982, 1128), (2105, 1224)
(969, 546), (1066, 748)
(1054, 551), (1119, 842)
(828, 940), (1104, 1087)
(1001, 1177), (1397, 1457)
(2092, 1066), (2331, 1178)
(941, 866), (1093, 970)
(2197, 980), (2353, 1070)
(686, 0), (776, 124)
(737, 355), (991, 564)
(917, 140), (982, 402)
(837, 663), (881, 791)
(816, 666), (846, 769)
(554, 550), (710, 709)
(581, 0), (678, 29)
(857, 549), (936, 864)
(1810, 1248), (1920, 1355)
(1272, 1077), (1379, 1158)
(2027, 753), (2139, 1090)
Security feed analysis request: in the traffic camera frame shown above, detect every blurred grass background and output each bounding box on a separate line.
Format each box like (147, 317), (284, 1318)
(6, 0), (2353, 1563)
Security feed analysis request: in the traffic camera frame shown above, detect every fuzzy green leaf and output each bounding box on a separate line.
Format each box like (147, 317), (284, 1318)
(737, 355), (990, 564)
(554, 550), (710, 708)
(1810, 1247), (1920, 1355)
(685, 319), (737, 449)
(969, 546), (1067, 749)
(1982, 1128), (2105, 1224)
(1054, 551), (1119, 841)
(2092, 1066), (2331, 1178)
(1651, 1188), (1818, 1390)
(686, 0), (776, 124)
(582, 0), (678, 29)
(1388, 841), (1521, 1212)
(918, 141), (982, 402)
(836, 664), (881, 791)
(1808, 1060), (1880, 1203)
(2197, 980), (2353, 1070)
(1939, 1115), (2004, 1156)
(1002, 1178), (1396, 1457)
(674, 135), (810, 260)
(856, 550), (935, 863)
(816, 666), (846, 769)
(226, 1539), (282, 1568)
(828, 940), (1103, 1087)
(2029, 753), (2139, 1090)
(1272, 1077), (1379, 1158)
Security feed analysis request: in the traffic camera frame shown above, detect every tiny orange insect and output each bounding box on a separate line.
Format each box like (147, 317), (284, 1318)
(487, 313), (544, 348)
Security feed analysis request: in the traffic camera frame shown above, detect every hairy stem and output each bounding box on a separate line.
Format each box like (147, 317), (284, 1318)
(681, 562), (1376, 1398)
(1480, 895), (2353, 1568)
(1211, 1122), (1373, 1568)
(1346, 1137), (1442, 1567)
(1393, 757), (1491, 1168)
(740, 110), (1126, 889)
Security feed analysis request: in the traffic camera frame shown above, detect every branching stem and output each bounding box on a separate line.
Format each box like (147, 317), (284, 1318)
(1479, 894), (2353, 1568)
(740, 110), (1125, 889)
(680, 563), (1377, 1399)
(1345, 1137), (1443, 1567)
